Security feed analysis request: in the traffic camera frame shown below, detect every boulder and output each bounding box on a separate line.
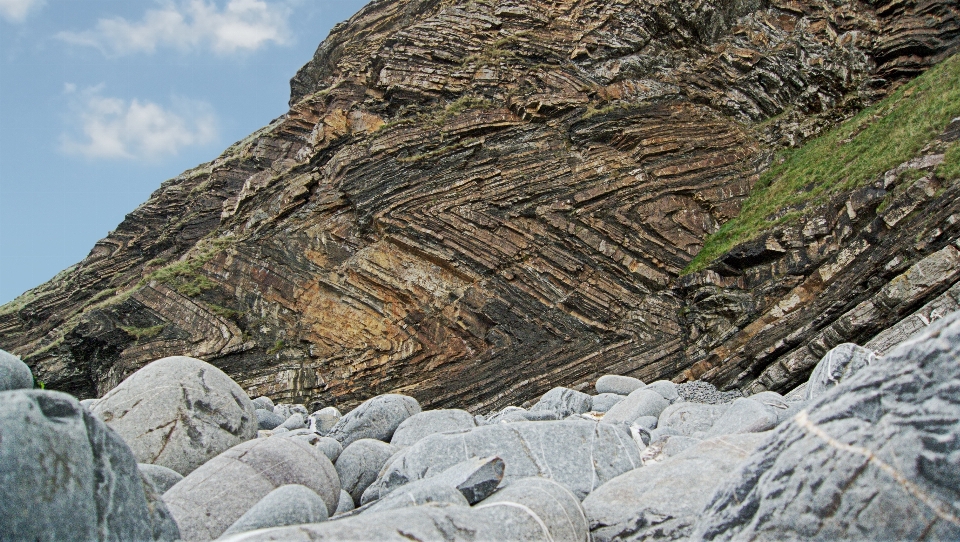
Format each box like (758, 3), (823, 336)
(477, 477), (589, 542)
(482, 406), (529, 424)
(803, 342), (877, 401)
(370, 420), (642, 500)
(363, 480), (469, 515)
(583, 433), (768, 542)
(163, 435), (340, 540)
(692, 312), (960, 541)
(530, 387), (593, 419)
(389, 409), (476, 447)
(308, 406), (341, 434)
(279, 412), (306, 430)
(336, 438), (398, 503)
(645, 380), (679, 402)
(91, 356), (258, 476)
(418, 455), (505, 504)
(523, 409), (559, 421)
(314, 436), (342, 463)
(0, 349), (33, 391)
(603, 389), (670, 424)
(0, 390), (178, 541)
(251, 396), (274, 411)
(750, 390), (806, 425)
(334, 490), (355, 516)
(273, 403), (308, 420)
(660, 435), (702, 457)
(221, 484), (328, 537)
(596, 374), (644, 395)
(658, 402), (729, 437)
(704, 397), (779, 438)
(138, 463), (183, 494)
(327, 394), (420, 448)
(591, 393), (626, 413)
(255, 408), (284, 430)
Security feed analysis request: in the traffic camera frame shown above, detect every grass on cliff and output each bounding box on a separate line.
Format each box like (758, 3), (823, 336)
(684, 52), (960, 274)
(142, 236), (234, 296)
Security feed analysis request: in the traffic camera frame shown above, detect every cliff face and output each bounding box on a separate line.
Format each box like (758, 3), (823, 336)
(1, 0), (958, 411)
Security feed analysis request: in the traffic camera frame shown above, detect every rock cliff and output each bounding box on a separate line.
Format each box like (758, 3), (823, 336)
(1, 0), (958, 411)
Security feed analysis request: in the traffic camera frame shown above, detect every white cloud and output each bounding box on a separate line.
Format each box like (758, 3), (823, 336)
(57, 0), (290, 55)
(61, 88), (218, 160)
(0, 0), (44, 23)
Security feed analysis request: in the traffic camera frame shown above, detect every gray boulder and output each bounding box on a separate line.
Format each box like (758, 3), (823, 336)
(750, 390), (806, 425)
(704, 397), (779, 438)
(658, 402), (729, 437)
(0, 349), (33, 391)
(363, 480), (470, 515)
(648, 426), (681, 444)
(421, 455), (505, 504)
(221, 484), (328, 537)
(279, 412), (306, 430)
(482, 406), (529, 424)
(660, 435), (702, 457)
(477, 477), (589, 542)
(334, 489), (355, 516)
(0, 390), (179, 541)
(691, 311), (960, 541)
(255, 408), (284, 430)
(138, 463), (183, 494)
(523, 409), (559, 421)
(314, 436), (343, 463)
(390, 408), (476, 447)
(336, 438), (398, 503)
(603, 389), (670, 424)
(251, 396), (274, 411)
(645, 380), (679, 402)
(591, 393), (626, 413)
(273, 403), (308, 420)
(370, 420), (642, 500)
(530, 386), (593, 419)
(583, 433), (768, 542)
(327, 394), (420, 448)
(803, 342), (877, 401)
(633, 415), (658, 430)
(91, 356), (258, 476)
(596, 374), (645, 395)
(308, 406), (341, 434)
(163, 435), (340, 540)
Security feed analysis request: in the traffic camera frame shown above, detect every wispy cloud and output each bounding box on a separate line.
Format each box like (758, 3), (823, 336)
(0, 0), (44, 23)
(57, 0), (291, 55)
(61, 86), (218, 160)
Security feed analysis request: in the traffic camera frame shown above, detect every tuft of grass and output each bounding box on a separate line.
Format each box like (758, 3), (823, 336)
(937, 141), (960, 180)
(267, 340), (285, 355)
(206, 303), (244, 321)
(685, 53), (960, 274)
(121, 324), (165, 341)
(143, 235), (234, 296)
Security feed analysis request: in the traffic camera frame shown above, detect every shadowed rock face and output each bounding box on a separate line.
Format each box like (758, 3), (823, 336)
(1, 0), (958, 411)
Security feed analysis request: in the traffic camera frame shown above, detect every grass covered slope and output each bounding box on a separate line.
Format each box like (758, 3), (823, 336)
(685, 53), (960, 274)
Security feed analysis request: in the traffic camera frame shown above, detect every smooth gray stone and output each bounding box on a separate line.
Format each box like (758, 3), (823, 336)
(478, 477), (589, 542)
(596, 374), (645, 395)
(485, 407), (529, 424)
(658, 402), (729, 437)
(92, 356), (258, 476)
(591, 393), (626, 413)
(633, 415), (658, 430)
(523, 409), (559, 421)
(280, 412), (306, 430)
(273, 403), (308, 420)
(692, 312), (960, 541)
(333, 490), (355, 516)
(420, 456), (505, 504)
(530, 386), (593, 419)
(648, 426), (681, 444)
(0, 348), (32, 391)
(336, 438), (398, 503)
(661, 435), (702, 457)
(584, 433), (768, 542)
(603, 389), (670, 424)
(328, 394), (420, 448)
(251, 396), (274, 411)
(370, 420), (643, 500)
(308, 406), (341, 435)
(704, 397), (779, 438)
(645, 380), (679, 402)
(163, 435), (340, 541)
(220, 484), (328, 537)
(0, 390), (178, 541)
(256, 408), (284, 430)
(314, 436), (343, 463)
(138, 463), (183, 494)
(363, 479), (469, 515)
(804, 342), (878, 401)
(270, 426), (289, 434)
(750, 390), (805, 425)
(390, 409), (475, 447)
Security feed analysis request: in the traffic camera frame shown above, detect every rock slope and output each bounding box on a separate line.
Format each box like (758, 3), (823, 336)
(1, 0), (958, 412)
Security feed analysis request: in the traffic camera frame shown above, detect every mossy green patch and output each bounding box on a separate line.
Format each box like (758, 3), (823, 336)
(937, 141), (960, 180)
(121, 324), (165, 341)
(143, 235), (234, 296)
(685, 53), (960, 274)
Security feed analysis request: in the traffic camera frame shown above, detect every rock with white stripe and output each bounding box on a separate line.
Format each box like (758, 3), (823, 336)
(803, 343), (877, 401)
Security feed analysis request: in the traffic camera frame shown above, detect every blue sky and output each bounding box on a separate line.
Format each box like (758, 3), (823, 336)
(0, 0), (370, 304)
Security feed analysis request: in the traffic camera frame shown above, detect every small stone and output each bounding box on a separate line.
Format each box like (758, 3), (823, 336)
(314, 436), (343, 463)
(308, 406), (342, 434)
(251, 396), (274, 411)
(273, 403), (307, 420)
(390, 409), (476, 447)
(602, 388), (670, 424)
(91, 356), (258, 477)
(596, 374), (645, 395)
(530, 386), (593, 418)
(804, 343), (878, 401)
(658, 402), (730, 437)
(138, 463), (183, 494)
(661, 435), (702, 457)
(256, 409), (284, 430)
(0, 348), (33, 391)
(279, 412), (306, 430)
(336, 438), (398, 503)
(421, 456), (506, 504)
(648, 426), (681, 444)
(644, 380), (679, 402)
(483, 407), (529, 424)
(523, 410), (559, 421)
(327, 394), (421, 448)
(633, 415), (658, 430)
(477, 477), (589, 542)
(221, 484), (328, 537)
(363, 480), (469, 515)
(334, 489), (355, 516)
(591, 393), (626, 413)
(704, 398), (779, 438)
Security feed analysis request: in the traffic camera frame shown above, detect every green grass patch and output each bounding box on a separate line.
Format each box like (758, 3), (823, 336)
(937, 141), (960, 180)
(205, 303), (244, 321)
(685, 53), (960, 274)
(143, 235), (234, 296)
(267, 340), (285, 355)
(121, 324), (165, 341)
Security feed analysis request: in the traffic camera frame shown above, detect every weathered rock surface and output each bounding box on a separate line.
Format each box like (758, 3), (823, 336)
(370, 420), (642, 500)
(4, 0), (957, 416)
(138, 463), (183, 494)
(596, 375), (645, 396)
(0, 390), (179, 541)
(704, 397), (779, 437)
(591, 392), (626, 413)
(530, 386), (593, 419)
(389, 408), (475, 447)
(91, 356), (258, 476)
(163, 436), (340, 541)
(335, 438), (398, 503)
(658, 402), (729, 437)
(691, 311), (960, 540)
(308, 406), (341, 434)
(803, 343), (877, 401)
(256, 408), (284, 430)
(0, 349), (32, 391)
(221, 484), (329, 537)
(327, 393), (420, 448)
(603, 388), (671, 424)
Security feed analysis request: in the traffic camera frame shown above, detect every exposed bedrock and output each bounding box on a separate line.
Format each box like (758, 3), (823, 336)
(1, 0), (958, 411)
